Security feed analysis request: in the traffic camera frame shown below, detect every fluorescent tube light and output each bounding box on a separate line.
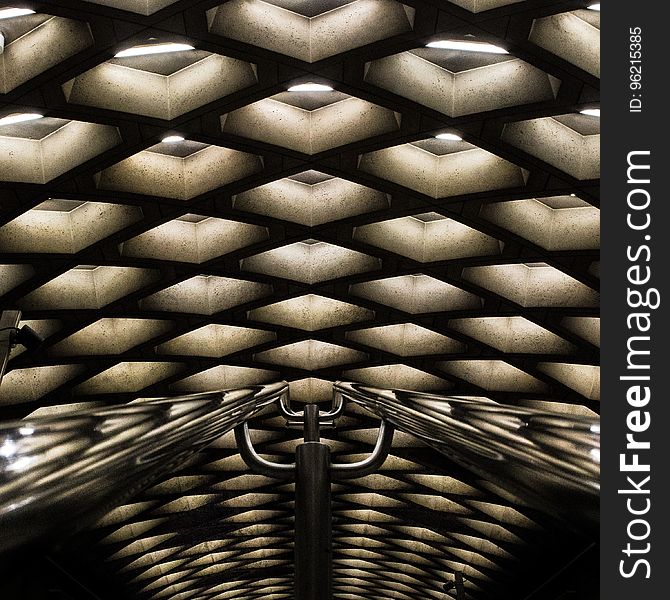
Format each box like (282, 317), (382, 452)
(587, 3), (600, 10)
(162, 135), (185, 143)
(580, 109), (600, 117)
(115, 42), (194, 58)
(0, 8), (35, 19)
(426, 40), (508, 54)
(287, 83), (334, 92)
(435, 133), (462, 141)
(0, 113), (43, 126)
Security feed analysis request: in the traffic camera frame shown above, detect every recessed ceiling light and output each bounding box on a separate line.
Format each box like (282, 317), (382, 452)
(435, 133), (462, 141)
(287, 83), (334, 92)
(587, 3), (600, 10)
(580, 108), (600, 117)
(590, 448), (600, 462)
(162, 135), (185, 143)
(0, 113), (43, 126)
(426, 40), (508, 54)
(114, 42), (195, 58)
(0, 7), (35, 19)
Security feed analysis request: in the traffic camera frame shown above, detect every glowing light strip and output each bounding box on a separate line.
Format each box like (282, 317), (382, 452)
(115, 43), (194, 58)
(426, 40), (508, 54)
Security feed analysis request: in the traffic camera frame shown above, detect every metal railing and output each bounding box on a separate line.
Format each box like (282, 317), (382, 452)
(334, 382), (600, 532)
(0, 382), (288, 554)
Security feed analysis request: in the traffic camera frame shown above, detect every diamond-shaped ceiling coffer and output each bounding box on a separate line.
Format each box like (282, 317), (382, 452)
(248, 295), (374, 331)
(447, 0), (524, 11)
(0, 365), (83, 406)
(342, 364), (452, 391)
(171, 365), (278, 393)
(529, 9), (600, 77)
(19, 266), (159, 310)
(359, 137), (527, 198)
(120, 215), (268, 263)
(350, 274), (482, 314)
(156, 324), (276, 357)
(0, 200), (142, 254)
(346, 323), (463, 356)
(481, 196), (599, 250)
(538, 362), (600, 400)
(0, 118), (120, 184)
(63, 50), (257, 119)
(255, 340), (368, 370)
(241, 241), (380, 284)
(233, 171), (389, 226)
(502, 112), (600, 180)
(365, 48), (559, 117)
(140, 276), (272, 315)
(448, 316), (574, 354)
(221, 87), (401, 154)
(561, 316), (599, 347)
(49, 319), (172, 357)
(207, 0), (414, 63)
(0, 12), (93, 93)
(440, 359), (547, 392)
(354, 212), (502, 262)
(0, 264), (33, 298)
(85, 0), (180, 14)
(463, 263), (599, 307)
(96, 140), (263, 200)
(74, 362), (184, 395)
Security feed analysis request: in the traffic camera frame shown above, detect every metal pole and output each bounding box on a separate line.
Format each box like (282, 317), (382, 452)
(294, 405), (332, 600)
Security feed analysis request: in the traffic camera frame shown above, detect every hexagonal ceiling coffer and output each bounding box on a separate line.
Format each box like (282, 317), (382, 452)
(529, 9), (600, 77)
(502, 113), (600, 180)
(359, 138), (528, 198)
(207, 0), (414, 63)
(351, 274), (482, 314)
(255, 340), (368, 370)
(343, 364), (452, 391)
(63, 51), (257, 120)
(354, 212), (502, 262)
(463, 263), (599, 308)
(140, 275), (272, 315)
(0, 118), (121, 184)
(248, 295), (374, 331)
(96, 141), (263, 200)
(0, 12), (93, 93)
(241, 241), (380, 284)
(365, 49), (559, 117)
(221, 90), (401, 154)
(0, 200), (142, 254)
(346, 323), (463, 356)
(120, 215), (268, 263)
(481, 196), (599, 251)
(233, 171), (389, 226)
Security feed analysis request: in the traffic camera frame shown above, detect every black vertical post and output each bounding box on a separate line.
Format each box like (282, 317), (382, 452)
(294, 405), (332, 600)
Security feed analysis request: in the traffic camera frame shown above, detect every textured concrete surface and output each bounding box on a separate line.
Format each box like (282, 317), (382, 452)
(439, 360), (547, 392)
(97, 145), (263, 200)
(208, 0), (413, 63)
(502, 117), (599, 180)
(350, 274), (482, 314)
(74, 361), (183, 394)
(448, 316), (574, 354)
(481, 197), (599, 250)
(538, 362), (600, 400)
(0, 365), (83, 405)
(234, 175), (389, 225)
(157, 325), (275, 357)
(463, 264), (600, 307)
(248, 295), (373, 331)
(342, 364), (452, 391)
(255, 340), (367, 370)
(171, 365), (278, 392)
(241, 242), (380, 284)
(561, 316), (600, 347)
(346, 323), (462, 356)
(121, 218), (268, 263)
(354, 215), (501, 262)
(140, 276), (272, 315)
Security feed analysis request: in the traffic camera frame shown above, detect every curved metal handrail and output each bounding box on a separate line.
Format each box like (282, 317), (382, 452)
(334, 381), (600, 532)
(330, 419), (395, 480)
(0, 382), (288, 555)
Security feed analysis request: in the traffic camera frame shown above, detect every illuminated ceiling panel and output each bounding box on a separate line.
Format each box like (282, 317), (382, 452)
(0, 1), (599, 599)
